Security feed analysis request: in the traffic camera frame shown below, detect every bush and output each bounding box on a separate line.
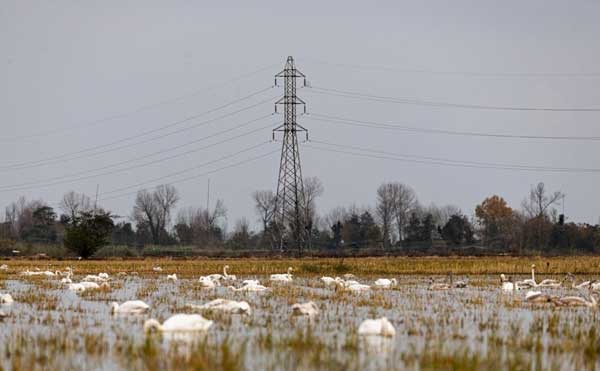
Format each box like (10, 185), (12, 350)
(64, 211), (114, 258)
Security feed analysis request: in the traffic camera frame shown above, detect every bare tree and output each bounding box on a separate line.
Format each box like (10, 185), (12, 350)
(132, 184), (179, 244)
(376, 183), (396, 248)
(522, 182), (564, 219)
(303, 176), (324, 229)
(252, 190), (276, 233)
(389, 183), (417, 241)
(4, 196), (46, 239)
(175, 200), (227, 245)
(60, 191), (92, 220)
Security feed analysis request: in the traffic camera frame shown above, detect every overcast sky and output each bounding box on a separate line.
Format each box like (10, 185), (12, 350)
(1, 1), (599, 230)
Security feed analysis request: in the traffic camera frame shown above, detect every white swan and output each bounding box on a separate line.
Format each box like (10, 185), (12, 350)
(111, 300), (150, 314)
(519, 264), (538, 287)
(374, 278), (397, 289)
(152, 266), (163, 272)
(554, 294), (597, 307)
(525, 290), (555, 304)
(1, 293), (14, 304)
(61, 274), (73, 284)
(345, 283), (371, 292)
(270, 267), (293, 282)
(291, 302), (319, 316)
(198, 276), (218, 288)
(500, 274), (517, 291)
(144, 314), (213, 333)
(187, 299), (251, 314)
(83, 274), (108, 283)
(228, 282), (269, 292)
(242, 279), (260, 286)
(222, 265), (236, 281)
(68, 283), (86, 293)
(358, 317), (395, 337)
(167, 274), (178, 282)
(320, 276), (340, 286)
(0, 264), (8, 271)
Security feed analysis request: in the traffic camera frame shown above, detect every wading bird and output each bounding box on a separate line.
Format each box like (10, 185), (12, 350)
(291, 302), (319, 316)
(358, 317), (396, 337)
(144, 314), (213, 333)
(111, 300), (150, 314)
(270, 267), (293, 282)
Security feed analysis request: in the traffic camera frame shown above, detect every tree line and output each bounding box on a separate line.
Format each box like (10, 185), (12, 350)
(0, 180), (598, 257)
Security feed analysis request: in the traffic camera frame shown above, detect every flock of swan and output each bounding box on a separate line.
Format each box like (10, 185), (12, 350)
(2, 262), (598, 338)
(0, 264), (397, 338)
(501, 265), (600, 307)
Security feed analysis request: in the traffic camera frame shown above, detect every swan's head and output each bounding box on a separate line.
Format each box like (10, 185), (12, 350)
(287, 267), (293, 274)
(500, 274), (507, 282)
(224, 265), (230, 270)
(143, 319), (162, 333)
(531, 264), (536, 269)
(380, 318), (396, 337)
(239, 301), (251, 314)
(110, 302), (120, 314)
(391, 278), (398, 286)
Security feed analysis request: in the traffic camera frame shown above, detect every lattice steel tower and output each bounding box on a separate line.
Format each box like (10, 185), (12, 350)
(272, 56), (308, 251)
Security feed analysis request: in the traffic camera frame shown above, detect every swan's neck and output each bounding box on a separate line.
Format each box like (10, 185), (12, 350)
(531, 267), (535, 282)
(223, 266), (228, 277)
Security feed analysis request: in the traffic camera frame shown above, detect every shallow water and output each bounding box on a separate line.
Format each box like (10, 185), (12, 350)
(1, 271), (599, 370)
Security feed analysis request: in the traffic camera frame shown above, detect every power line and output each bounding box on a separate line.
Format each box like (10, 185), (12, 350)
(301, 58), (600, 78)
(99, 144), (278, 201)
(0, 119), (277, 192)
(0, 90), (277, 171)
(308, 86), (600, 112)
(307, 140), (600, 173)
(1, 63), (278, 143)
(307, 113), (600, 141)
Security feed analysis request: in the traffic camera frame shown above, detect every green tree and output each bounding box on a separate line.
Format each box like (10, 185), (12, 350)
(442, 214), (474, 245)
(64, 210), (114, 258)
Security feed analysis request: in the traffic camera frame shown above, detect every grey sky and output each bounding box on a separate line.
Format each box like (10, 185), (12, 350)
(1, 0), (599, 230)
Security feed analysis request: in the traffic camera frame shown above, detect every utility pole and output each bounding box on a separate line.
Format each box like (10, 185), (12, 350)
(272, 56), (308, 253)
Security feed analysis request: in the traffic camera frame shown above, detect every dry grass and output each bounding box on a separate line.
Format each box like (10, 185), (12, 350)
(2, 256), (600, 278)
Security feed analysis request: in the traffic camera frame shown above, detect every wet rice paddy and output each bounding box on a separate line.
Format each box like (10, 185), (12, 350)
(1, 258), (600, 370)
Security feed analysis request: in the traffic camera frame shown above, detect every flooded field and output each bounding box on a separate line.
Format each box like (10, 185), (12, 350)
(1, 258), (600, 370)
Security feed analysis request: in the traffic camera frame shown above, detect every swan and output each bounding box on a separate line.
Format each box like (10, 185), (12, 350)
(187, 299), (251, 314)
(98, 273), (109, 280)
(270, 267), (293, 282)
(500, 274), (517, 291)
(0, 264), (8, 271)
(525, 290), (555, 304)
(519, 264), (538, 287)
(291, 302), (319, 316)
(81, 281), (110, 290)
(538, 279), (563, 288)
(228, 282), (269, 292)
(111, 300), (150, 314)
(591, 282), (600, 291)
(374, 278), (397, 289)
(345, 283), (371, 292)
(1, 293), (14, 304)
(152, 266), (163, 272)
(566, 273), (595, 289)
(198, 276), (218, 288)
(320, 276), (339, 286)
(428, 277), (450, 291)
(167, 274), (178, 282)
(144, 314), (213, 333)
(358, 317), (395, 337)
(84, 274), (108, 283)
(222, 265), (236, 281)
(554, 294), (597, 307)
(61, 273), (73, 284)
(343, 274), (356, 280)
(242, 279), (260, 286)
(68, 283), (86, 293)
